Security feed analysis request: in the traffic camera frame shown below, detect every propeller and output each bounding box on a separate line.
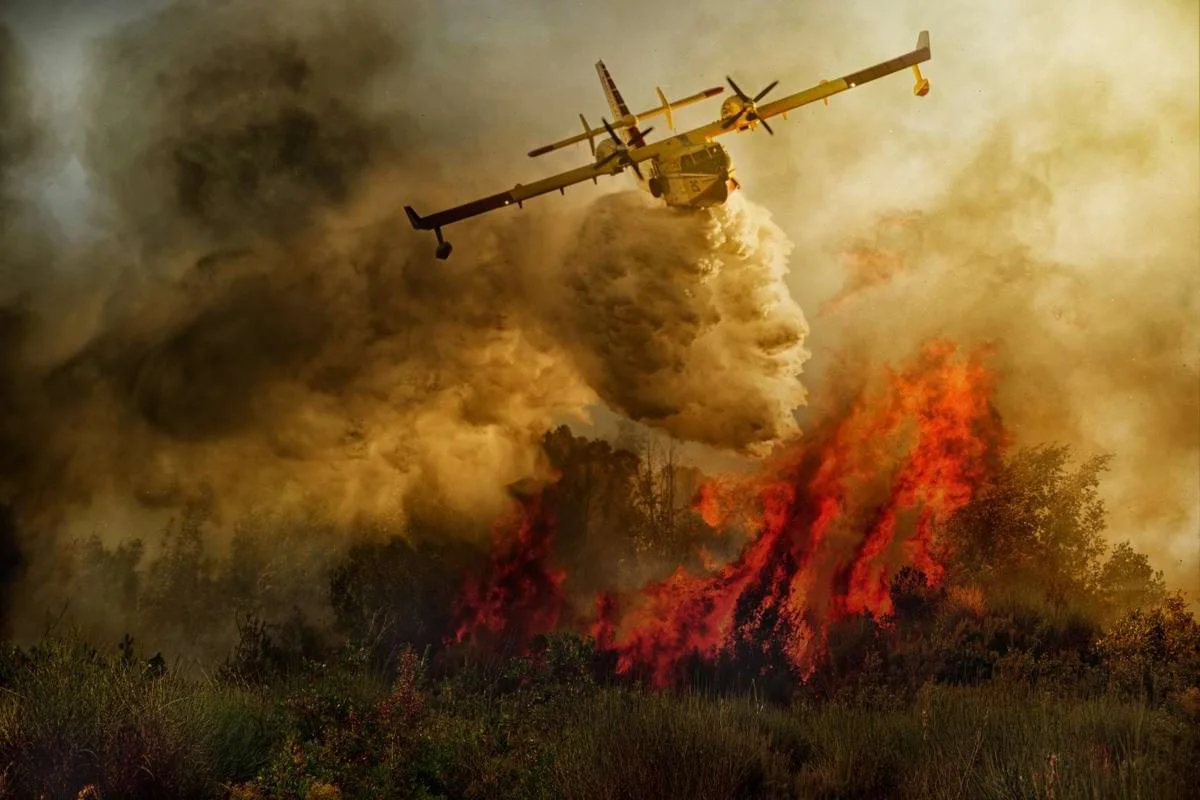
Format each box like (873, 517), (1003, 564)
(596, 117), (653, 179)
(721, 76), (779, 135)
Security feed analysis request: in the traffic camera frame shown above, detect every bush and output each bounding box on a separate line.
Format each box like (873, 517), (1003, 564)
(231, 647), (429, 800)
(0, 634), (282, 799)
(1098, 592), (1200, 704)
(551, 690), (794, 800)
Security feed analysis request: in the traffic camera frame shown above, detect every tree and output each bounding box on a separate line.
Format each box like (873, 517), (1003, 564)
(942, 444), (1111, 607)
(328, 534), (475, 661)
(539, 425), (644, 590)
(1096, 541), (1166, 619)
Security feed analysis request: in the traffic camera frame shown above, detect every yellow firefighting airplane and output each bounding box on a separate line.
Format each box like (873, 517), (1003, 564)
(406, 31), (932, 259)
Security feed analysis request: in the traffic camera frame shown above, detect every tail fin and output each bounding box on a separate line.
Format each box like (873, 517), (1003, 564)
(596, 61), (631, 129)
(596, 60), (648, 145)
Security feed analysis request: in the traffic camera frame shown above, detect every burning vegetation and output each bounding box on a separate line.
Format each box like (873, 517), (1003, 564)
(2, 337), (1197, 798)
(446, 339), (1190, 704)
(452, 340), (1002, 686)
(1, 0), (1197, 797)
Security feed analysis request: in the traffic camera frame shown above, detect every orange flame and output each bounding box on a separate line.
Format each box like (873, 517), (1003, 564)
(600, 339), (1003, 686)
(453, 493), (566, 648)
(453, 339), (1004, 688)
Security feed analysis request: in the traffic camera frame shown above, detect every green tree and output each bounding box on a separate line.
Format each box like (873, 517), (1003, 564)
(1096, 540), (1166, 619)
(943, 444), (1110, 607)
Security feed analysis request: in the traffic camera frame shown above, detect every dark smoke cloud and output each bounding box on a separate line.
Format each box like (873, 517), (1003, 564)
(0, 0), (817, 646)
(0, 0), (597, 528)
(0, 1), (581, 644)
(80, 0), (408, 251)
(0, 22), (47, 630)
(0, 20), (54, 310)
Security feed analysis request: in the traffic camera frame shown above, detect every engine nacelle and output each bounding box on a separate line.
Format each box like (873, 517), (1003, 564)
(594, 139), (620, 165)
(720, 96), (747, 121)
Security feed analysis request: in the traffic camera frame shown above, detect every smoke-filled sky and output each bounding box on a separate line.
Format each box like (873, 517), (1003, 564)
(1, 0), (1197, 605)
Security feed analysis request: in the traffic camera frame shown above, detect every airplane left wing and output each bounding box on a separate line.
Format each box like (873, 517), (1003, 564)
(683, 30), (932, 143)
(405, 148), (654, 259)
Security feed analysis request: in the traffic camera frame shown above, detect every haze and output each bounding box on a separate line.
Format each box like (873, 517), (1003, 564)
(2, 0), (1196, 596)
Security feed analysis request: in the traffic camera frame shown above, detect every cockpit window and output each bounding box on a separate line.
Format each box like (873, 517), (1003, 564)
(678, 146), (728, 173)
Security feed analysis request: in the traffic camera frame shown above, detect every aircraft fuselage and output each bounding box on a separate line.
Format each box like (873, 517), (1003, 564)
(594, 137), (738, 210)
(647, 141), (738, 208)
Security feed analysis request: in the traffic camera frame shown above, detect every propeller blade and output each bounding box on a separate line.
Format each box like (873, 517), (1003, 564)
(721, 106), (748, 129)
(601, 117), (621, 144)
(760, 117), (774, 136)
(628, 159), (644, 180)
(726, 76), (749, 101)
(754, 80), (779, 102)
(629, 126), (655, 147)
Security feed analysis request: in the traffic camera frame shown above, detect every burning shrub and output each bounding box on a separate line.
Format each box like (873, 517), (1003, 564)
(460, 341), (1004, 691)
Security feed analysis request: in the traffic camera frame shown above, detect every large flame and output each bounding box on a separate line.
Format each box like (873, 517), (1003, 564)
(452, 492), (566, 650)
(454, 340), (1004, 686)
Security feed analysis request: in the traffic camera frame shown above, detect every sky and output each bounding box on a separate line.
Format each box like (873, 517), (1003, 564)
(2, 0), (1197, 592)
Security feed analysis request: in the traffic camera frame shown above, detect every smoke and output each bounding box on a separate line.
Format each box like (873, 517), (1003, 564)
(0, 20), (52, 321)
(1, 22), (49, 631)
(2, 0), (1194, 652)
(558, 190), (809, 454)
(802, 46), (1200, 591)
(0, 3), (558, 533)
(0, 0), (817, 645)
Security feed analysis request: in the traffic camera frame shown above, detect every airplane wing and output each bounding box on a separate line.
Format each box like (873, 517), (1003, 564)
(404, 147), (656, 259)
(527, 86), (724, 159)
(683, 30), (932, 143)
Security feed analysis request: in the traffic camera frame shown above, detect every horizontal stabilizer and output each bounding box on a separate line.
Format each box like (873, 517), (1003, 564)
(528, 85), (723, 158)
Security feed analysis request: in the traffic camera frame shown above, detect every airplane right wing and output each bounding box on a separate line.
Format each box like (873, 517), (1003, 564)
(754, 30), (931, 123)
(678, 30), (931, 143)
(404, 144), (657, 259)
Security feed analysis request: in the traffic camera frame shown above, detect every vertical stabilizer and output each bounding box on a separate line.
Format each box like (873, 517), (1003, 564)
(596, 60), (646, 145)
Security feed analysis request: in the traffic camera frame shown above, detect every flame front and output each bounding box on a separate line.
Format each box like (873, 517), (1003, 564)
(455, 340), (1005, 687)
(453, 493), (566, 650)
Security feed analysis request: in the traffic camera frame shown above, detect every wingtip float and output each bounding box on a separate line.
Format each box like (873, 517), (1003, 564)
(405, 30), (932, 260)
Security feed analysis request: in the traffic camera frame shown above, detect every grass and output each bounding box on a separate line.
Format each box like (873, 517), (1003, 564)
(0, 638), (285, 798)
(0, 637), (1195, 800)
